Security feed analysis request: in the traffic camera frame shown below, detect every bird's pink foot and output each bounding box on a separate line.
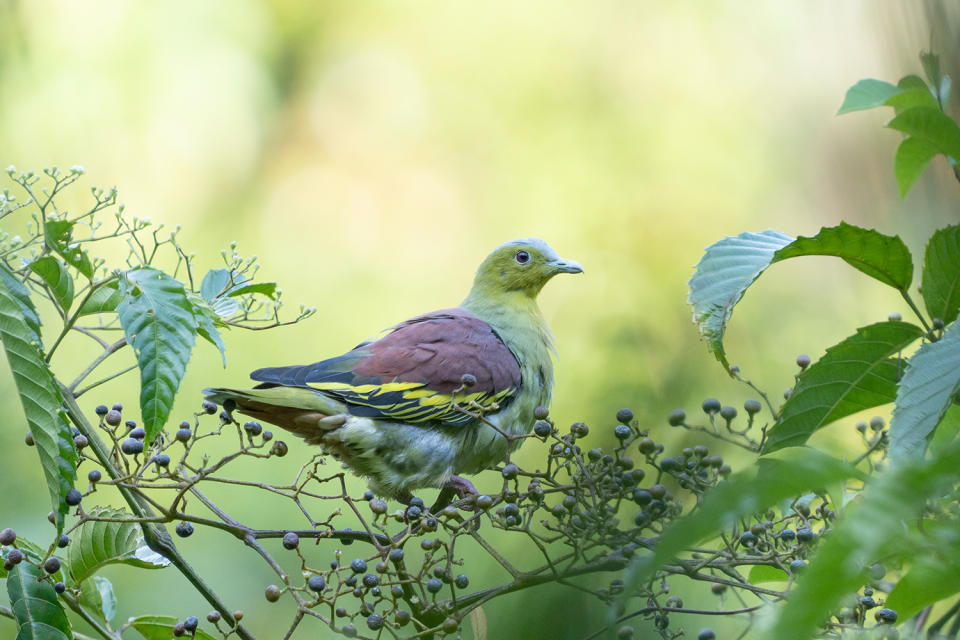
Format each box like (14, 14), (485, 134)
(445, 475), (479, 500)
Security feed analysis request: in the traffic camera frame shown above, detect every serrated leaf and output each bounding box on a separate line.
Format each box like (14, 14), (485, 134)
(212, 296), (240, 318)
(888, 106), (960, 160)
(773, 223), (913, 291)
(619, 448), (862, 607)
(889, 320), (960, 460)
(199, 268), (231, 301)
(921, 224), (960, 325)
(28, 257), (74, 313)
(117, 268), (198, 443)
(129, 615), (217, 640)
(747, 564), (788, 584)
(0, 267), (42, 344)
(689, 224), (912, 370)
(227, 281), (277, 299)
(67, 507), (170, 585)
(687, 230), (794, 370)
(894, 136), (939, 197)
(764, 441), (960, 640)
(837, 79), (902, 114)
(0, 265), (77, 534)
(885, 554), (960, 621)
(196, 315), (226, 367)
(44, 220), (93, 280)
(78, 576), (117, 623)
(762, 322), (923, 453)
(7, 561), (72, 640)
(76, 282), (122, 316)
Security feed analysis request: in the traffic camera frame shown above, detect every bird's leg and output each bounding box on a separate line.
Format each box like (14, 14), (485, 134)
(446, 474), (479, 499)
(431, 475), (479, 512)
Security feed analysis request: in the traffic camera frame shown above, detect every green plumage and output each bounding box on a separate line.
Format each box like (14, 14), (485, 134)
(204, 238), (582, 499)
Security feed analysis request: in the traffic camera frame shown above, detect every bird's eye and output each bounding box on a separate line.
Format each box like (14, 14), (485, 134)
(514, 250), (531, 265)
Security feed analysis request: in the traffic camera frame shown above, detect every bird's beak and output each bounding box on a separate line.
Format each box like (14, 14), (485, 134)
(550, 258), (584, 274)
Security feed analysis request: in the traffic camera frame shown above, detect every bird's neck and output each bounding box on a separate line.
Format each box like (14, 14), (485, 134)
(461, 289), (556, 361)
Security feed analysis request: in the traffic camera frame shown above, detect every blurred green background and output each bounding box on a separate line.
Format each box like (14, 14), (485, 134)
(1, 1), (958, 638)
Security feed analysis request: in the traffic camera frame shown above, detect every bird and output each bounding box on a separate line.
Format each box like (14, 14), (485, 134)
(203, 238), (582, 501)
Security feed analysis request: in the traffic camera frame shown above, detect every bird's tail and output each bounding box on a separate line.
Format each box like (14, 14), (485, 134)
(202, 386), (346, 444)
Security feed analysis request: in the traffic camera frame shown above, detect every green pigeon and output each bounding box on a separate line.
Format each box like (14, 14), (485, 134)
(204, 238), (582, 500)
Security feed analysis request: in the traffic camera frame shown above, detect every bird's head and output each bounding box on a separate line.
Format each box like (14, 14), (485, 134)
(466, 238), (583, 302)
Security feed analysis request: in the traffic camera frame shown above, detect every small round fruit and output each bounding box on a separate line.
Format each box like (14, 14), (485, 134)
(183, 616), (199, 632)
(57, 534), (70, 548)
(796, 528), (816, 543)
(501, 463), (519, 479)
(789, 559), (806, 573)
(44, 557), (61, 574)
(638, 438), (655, 454)
(533, 421), (551, 437)
(65, 489), (83, 506)
(282, 532), (299, 550)
(265, 584), (281, 602)
(460, 373), (476, 388)
(243, 421), (262, 436)
(744, 399), (762, 414)
(698, 629), (716, 640)
(308, 575), (326, 592)
(875, 608), (898, 624)
(0, 528), (16, 545)
(155, 454), (171, 468)
(54, 581), (66, 594)
(120, 438), (143, 455)
(667, 409), (686, 426)
(207, 611), (221, 623)
(366, 614), (384, 631)
(739, 531), (757, 547)
(201, 400), (217, 414)
(702, 398), (722, 414)
(105, 410), (122, 426)
(7, 548), (23, 565)
(129, 426), (146, 440)
(719, 406), (737, 420)
(88, 469), (102, 484)
(176, 428), (192, 443)
(369, 499), (388, 515)
(95, 405), (109, 416)
(454, 573), (469, 589)
(24, 432), (35, 446)
(616, 408), (634, 424)
(533, 405), (549, 419)
(176, 521), (194, 538)
(389, 548), (404, 563)
(271, 441), (288, 457)
(350, 558), (367, 574)
(614, 424), (631, 440)
(426, 578), (443, 593)
(796, 354), (811, 369)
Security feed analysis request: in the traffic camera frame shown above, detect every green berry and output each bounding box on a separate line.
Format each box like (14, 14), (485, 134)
(638, 438), (655, 454)
(667, 409), (685, 426)
(370, 499), (388, 514)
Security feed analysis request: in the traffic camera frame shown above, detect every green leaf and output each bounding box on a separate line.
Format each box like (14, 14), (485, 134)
(196, 315), (226, 367)
(66, 507), (170, 585)
(885, 554), (960, 621)
(888, 106), (960, 160)
(28, 257), (74, 313)
(747, 564), (788, 584)
(921, 224), (960, 325)
(928, 404), (960, 457)
(885, 88), (940, 112)
(921, 51), (942, 90)
(199, 268), (231, 301)
(0, 267), (42, 344)
(762, 322), (923, 453)
(76, 282), (122, 316)
(129, 615), (217, 640)
(764, 441), (960, 640)
(7, 561), (72, 640)
(0, 265), (77, 534)
(44, 220), (94, 280)
(898, 74), (929, 92)
(227, 281), (277, 299)
(773, 223), (913, 291)
(687, 230), (794, 370)
(894, 136), (939, 197)
(619, 448), (863, 607)
(889, 319), (960, 460)
(837, 79), (902, 114)
(689, 224), (913, 370)
(117, 268), (198, 443)
(78, 576), (117, 623)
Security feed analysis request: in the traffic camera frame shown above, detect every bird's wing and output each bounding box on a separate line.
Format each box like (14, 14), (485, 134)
(250, 309), (522, 426)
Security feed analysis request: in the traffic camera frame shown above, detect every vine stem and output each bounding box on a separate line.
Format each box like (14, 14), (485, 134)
(58, 383), (258, 640)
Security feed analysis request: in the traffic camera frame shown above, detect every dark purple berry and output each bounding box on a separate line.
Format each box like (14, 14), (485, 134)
(702, 398), (721, 414)
(105, 410), (122, 426)
(65, 489), (82, 506)
(176, 521), (194, 538)
(88, 469), (101, 484)
(308, 575), (326, 592)
(0, 528), (15, 545)
(44, 556), (61, 573)
(282, 532), (299, 550)
(201, 400), (217, 414)
(616, 408), (634, 424)
(129, 426), (146, 440)
(120, 438), (143, 455)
